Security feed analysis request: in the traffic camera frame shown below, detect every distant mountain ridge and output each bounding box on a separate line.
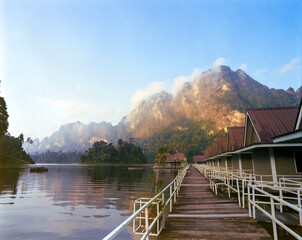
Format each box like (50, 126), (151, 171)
(26, 65), (301, 153)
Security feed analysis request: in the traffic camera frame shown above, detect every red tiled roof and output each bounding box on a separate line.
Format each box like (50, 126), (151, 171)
(295, 101), (302, 130)
(208, 146), (213, 157)
(247, 106), (299, 142)
(158, 153), (185, 162)
(228, 126), (245, 150)
(205, 148), (210, 158)
(218, 136), (227, 153)
(211, 141), (218, 156)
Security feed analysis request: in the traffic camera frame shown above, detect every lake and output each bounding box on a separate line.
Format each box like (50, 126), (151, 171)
(0, 164), (177, 240)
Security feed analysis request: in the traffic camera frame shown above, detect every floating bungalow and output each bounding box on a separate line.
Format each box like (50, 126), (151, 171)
(154, 152), (186, 169)
(203, 104), (302, 182)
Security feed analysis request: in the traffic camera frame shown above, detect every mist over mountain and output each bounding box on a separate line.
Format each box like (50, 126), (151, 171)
(26, 65), (301, 154)
(27, 121), (119, 153)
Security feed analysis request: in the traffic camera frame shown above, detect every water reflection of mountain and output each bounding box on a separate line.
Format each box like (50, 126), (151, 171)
(0, 164), (178, 239)
(8, 165), (176, 214)
(0, 165), (177, 211)
(45, 165), (177, 213)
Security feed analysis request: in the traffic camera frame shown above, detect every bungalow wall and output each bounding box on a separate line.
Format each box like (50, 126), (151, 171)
(274, 147), (302, 177)
(231, 155), (239, 170)
(226, 156), (232, 170)
(252, 148), (273, 181)
(241, 153), (253, 173)
(219, 158), (225, 168)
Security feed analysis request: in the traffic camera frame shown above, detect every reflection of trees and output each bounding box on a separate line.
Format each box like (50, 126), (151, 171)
(83, 166), (177, 211)
(83, 165), (152, 211)
(0, 168), (24, 195)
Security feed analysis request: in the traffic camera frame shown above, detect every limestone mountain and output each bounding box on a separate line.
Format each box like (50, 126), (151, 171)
(125, 65), (301, 138)
(124, 91), (175, 137)
(27, 65), (301, 154)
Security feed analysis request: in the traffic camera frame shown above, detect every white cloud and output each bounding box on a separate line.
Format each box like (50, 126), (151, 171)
(130, 81), (167, 109)
(239, 63), (247, 71)
(280, 58), (300, 73)
(172, 76), (189, 95)
(172, 68), (204, 95)
(130, 67), (205, 109)
(212, 57), (226, 68)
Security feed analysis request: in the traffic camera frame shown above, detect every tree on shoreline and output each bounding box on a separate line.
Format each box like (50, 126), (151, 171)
(0, 86), (34, 167)
(80, 139), (146, 164)
(0, 96), (9, 137)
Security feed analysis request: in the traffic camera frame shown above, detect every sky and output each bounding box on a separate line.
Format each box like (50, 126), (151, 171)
(0, 0), (301, 140)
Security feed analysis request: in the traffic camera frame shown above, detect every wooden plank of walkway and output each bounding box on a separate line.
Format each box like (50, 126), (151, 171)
(157, 166), (272, 240)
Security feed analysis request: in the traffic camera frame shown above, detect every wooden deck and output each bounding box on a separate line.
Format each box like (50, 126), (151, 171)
(157, 166), (272, 239)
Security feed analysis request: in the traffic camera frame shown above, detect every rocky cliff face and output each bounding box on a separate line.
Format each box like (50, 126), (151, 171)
(124, 65), (301, 137)
(27, 65), (301, 153)
(124, 91), (175, 137)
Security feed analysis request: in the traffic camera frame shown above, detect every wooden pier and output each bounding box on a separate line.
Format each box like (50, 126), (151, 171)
(157, 166), (272, 239)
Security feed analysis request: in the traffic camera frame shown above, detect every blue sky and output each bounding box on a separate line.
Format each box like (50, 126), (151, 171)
(0, 0), (301, 139)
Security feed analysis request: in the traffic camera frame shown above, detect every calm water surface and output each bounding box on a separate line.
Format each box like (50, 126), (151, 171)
(0, 164), (177, 240)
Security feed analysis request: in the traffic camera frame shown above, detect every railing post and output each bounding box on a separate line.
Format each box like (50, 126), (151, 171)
(248, 184), (251, 217)
(242, 179), (245, 209)
(162, 192), (165, 229)
(157, 201), (159, 234)
(176, 178), (179, 195)
(270, 198), (278, 240)
(298, 189), (302, 226)
(145, 207), (149, 240)
(236, 178), (241, 207)
(252, 187), (256, 219)
(227, 176), (230, 197)
(279, 186), (283, 213)
(170, 185), (173, 212)
(140, 198), (142, 226)
(133, 201), (136, 233)
(174, 181), (176, 203)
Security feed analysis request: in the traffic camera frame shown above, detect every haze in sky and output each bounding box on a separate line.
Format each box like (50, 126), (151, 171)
(0, 0), (301, 139)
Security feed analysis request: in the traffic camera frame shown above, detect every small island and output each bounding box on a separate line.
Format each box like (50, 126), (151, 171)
(80, 139), (146, 164)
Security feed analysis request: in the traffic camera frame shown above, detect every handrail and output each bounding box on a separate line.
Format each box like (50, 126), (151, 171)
(103, 165), (189, 240)
(194, 163), (302, 239)
(248, 184), (302, 240)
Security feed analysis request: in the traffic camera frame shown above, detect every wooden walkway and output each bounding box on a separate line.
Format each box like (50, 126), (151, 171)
(157, 166), (272, 240)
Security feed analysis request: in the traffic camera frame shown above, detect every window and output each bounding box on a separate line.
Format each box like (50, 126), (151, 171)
(294, 151), (302, 173)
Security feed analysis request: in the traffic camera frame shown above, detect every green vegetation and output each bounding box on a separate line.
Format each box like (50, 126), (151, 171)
(137, 118), (224, 162)
(155, 147), (167, 166)
(0, 96), (9, 137)
(0, 91), (34, 168)
(31, 151), (82, 163)
(80, 139), (146, 164)
(146, 172), (164, 195)
(0, 134), (35, 167)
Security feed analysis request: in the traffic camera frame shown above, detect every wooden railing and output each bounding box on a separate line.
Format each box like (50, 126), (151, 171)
(193, 164), (302, 240)
(103, 165), (189, 240)
(248, 184), (302, 240)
